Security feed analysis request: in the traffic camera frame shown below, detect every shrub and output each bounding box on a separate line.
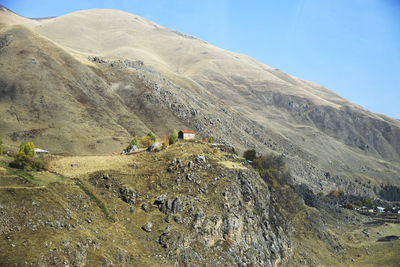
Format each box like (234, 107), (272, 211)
(243, 149), (256, 161)
(338, 189), (345, 196)
(169, 130), (178, 145)
(318, 192), (324, 198)
(356, 200), (362, 207)
(0, 137), (2, 155)
(208, 136), (213, 143)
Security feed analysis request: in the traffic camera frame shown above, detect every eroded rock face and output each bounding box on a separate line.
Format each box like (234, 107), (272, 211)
(154, 167), (292, 266)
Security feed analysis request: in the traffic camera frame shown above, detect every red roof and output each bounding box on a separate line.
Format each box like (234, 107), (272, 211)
(180, 130), (195, 134)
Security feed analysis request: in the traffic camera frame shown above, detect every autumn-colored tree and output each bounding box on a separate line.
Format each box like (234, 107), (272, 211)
(161, 136), (170, 148)
(19, 141), (36, 158)
(10, 141), (37, 170)
(147, 132), (156, 142)
(141, 135), (155, 147)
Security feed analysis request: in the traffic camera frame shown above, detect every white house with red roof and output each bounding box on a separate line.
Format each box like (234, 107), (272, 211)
(179, 130), (195, 140)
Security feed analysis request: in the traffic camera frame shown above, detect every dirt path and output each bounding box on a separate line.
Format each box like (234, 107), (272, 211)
(0, 185), (47, 189)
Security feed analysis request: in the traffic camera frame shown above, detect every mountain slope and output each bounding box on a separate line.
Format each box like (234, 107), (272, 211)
(0, 7), (399, 195)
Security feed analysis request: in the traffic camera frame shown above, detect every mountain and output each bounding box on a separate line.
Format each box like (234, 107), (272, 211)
(0, 6), (399, 196)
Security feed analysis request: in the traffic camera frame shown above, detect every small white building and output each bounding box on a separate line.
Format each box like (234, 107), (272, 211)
(179, 130), (195, 140)
(35, 148), (49, 156)
(377, 207), (385, 213)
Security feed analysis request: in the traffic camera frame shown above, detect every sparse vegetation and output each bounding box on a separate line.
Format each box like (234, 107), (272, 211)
(0, 137), (3, 155)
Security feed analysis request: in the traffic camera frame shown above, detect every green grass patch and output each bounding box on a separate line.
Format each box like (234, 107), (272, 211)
(7, 168), (36, 183)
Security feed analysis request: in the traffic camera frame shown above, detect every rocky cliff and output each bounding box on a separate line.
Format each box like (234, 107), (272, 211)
(0, 142), (294, 266)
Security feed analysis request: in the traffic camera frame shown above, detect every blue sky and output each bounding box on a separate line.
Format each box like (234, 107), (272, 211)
(3, 0), (400, 118)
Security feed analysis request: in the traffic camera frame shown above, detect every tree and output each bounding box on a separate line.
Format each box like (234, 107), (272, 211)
(126, 137), (138, 151)
(141, 135), (154, 147)
(243, 149), (256, 161)
(169, 130), (178, 145)
(0, 137), (2, 155)
(364, 197), (373, 209)
(147, 132), (156, 142)
(19, 141), (36, 158)
(356, 200), (362, 207)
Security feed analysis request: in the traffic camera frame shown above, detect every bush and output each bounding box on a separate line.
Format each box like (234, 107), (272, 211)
(208, 136), (213, 143)
(318, 192), (324, 198)
(356, 200), (362, 207)
(0, 137), (2, 155)
(243, 149), (256, 161)
(338, 189), (345, 196)
(169, 130), (178, 145)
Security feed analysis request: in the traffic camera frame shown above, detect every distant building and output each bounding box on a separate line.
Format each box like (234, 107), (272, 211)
(35, 148), (49, 156)
(179, 130), (195, 140)
(377, 207), (385, 213)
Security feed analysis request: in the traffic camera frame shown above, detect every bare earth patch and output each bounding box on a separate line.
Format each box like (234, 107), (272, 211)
(48, 155), (137, 177)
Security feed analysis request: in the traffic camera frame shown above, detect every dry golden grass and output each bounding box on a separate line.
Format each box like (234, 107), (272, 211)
(218, 161), (247, 170)
(48, 154), (138, 177)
